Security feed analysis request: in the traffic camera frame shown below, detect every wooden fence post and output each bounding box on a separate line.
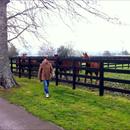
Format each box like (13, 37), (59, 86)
(55, 58), (59, 86)
(99, 62), (104, 96)
(107, 63), (109, 68)
(115, 63), (117, 69)
(122, 64), (124, 69)
(28, 57), (31, 79)
(18, 57), (21, 78)
(72, 60), (76, 89)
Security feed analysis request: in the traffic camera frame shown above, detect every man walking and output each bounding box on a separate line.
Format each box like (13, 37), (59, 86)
(38, 56), (53, 97)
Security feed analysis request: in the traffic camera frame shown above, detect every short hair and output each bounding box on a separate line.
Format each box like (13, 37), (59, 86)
(43, 55), (48, 59)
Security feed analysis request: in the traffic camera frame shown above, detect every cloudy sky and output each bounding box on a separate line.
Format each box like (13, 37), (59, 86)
(11, 0), (130, 55)
(46, 1), (130, 54)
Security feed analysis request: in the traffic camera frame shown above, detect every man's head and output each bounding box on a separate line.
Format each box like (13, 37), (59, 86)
(43, 55), (48, 60)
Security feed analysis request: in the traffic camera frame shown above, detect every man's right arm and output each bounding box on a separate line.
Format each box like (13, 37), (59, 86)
(38, 64), (42, 81)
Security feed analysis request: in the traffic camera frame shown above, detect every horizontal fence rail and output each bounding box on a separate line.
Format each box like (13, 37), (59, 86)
(10, 56), (130, 96)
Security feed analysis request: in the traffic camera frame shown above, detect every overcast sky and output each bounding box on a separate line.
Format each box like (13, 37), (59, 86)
(11, 0), (130, 55)
(46, 1), (130, 54)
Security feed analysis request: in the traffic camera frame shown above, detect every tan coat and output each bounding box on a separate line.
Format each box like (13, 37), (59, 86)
(38, 59), (53, 80)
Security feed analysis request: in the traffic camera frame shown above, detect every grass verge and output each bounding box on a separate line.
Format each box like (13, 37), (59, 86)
(0, 77), (130, 130)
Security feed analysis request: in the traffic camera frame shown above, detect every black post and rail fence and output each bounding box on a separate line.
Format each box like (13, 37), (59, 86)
(10, 56), (130, 96)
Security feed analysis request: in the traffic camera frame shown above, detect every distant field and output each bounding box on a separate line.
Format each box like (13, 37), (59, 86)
(10, 61), (130, 92)
(0, 77), (130, 130)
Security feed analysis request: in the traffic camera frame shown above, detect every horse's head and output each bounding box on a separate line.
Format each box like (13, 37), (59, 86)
(21, 53), (27, 59)
(83, 52), (89, 59)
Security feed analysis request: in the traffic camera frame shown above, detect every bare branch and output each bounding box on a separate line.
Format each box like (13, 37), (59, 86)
(7, 0), (123, 48)
(8, 25), (30, 43)
(72, 0), (121, 24)
(7, 6), (36, 20)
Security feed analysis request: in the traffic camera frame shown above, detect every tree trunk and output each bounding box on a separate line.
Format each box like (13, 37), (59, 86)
(0, 0), (18, 88)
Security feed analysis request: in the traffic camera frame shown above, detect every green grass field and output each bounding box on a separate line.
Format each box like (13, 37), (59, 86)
(0, 77), (130, 130)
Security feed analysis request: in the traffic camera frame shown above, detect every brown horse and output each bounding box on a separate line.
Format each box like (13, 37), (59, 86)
(54, 55), (80, 81)
(83, 52), (100, 84)
(60, 60), (80, 81)
(16, 53), (28, 72)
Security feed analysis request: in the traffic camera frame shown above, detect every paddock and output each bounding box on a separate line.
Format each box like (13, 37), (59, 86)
(10, 56), (130, 96)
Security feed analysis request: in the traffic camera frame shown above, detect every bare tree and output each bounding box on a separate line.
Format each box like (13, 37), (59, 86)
(0, 0), (17, 88)
(102, 50), (111, 56)
(0, 0), (121, 88)
(121, 50), (130, 55)
(7, 0), (121, 45)
(57, 45), (75, 57)
(38, 43), (56, 56)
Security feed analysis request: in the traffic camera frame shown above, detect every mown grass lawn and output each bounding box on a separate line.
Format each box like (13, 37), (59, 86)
(0, 77), (130, 130)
